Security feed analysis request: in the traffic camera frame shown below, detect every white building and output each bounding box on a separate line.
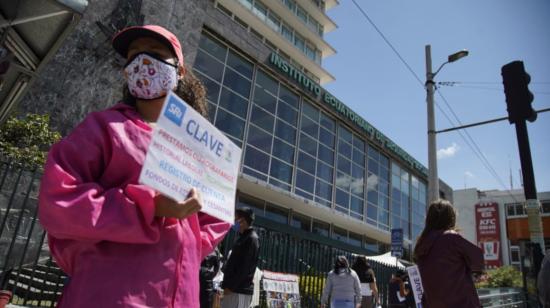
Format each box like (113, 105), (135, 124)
(454, 188), (550, 267)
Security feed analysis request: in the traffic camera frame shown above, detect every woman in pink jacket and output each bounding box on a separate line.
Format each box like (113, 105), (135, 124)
(38, 25), (230, 307)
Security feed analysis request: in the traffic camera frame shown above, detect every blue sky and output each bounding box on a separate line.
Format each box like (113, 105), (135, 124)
(323, 0), (550, 193)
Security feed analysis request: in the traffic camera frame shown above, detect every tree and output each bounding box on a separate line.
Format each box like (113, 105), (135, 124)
(0, 114), (61, 168)
(476, 266), (523, 288)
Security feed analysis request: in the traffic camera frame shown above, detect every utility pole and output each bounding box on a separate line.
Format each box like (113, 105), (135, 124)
(425, 45), (439, 203)
(425, 45), (468, 203)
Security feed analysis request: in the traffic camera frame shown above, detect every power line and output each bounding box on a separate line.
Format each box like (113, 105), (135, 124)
(436, 90), (520, 203)
(438, 83), (550, 95)
(348, 0), (522, 201)
(434, 100), (519, 202)
(349, 0), (423, 87)
(449, 81), (550, 85)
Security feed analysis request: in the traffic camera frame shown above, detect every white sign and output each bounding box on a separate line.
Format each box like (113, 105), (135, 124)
(262, 271), (300, 294)
(406, 265), (424, 308)
(139, 91), (242, 223)
(262, 271), (300, 308)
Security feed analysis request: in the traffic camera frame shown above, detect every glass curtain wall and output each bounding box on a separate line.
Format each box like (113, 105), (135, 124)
(335, 125), (365, 220)
(295, 100), (335, 207)
(366, 147), (390, 231)
(391, 163), (411, 240)
(411, 176), (427, 242)
(193, 31), (428, 245)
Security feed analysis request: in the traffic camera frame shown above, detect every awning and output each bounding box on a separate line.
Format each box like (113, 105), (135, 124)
(366, 252), (407, 269)
(0, 0), (88, 123)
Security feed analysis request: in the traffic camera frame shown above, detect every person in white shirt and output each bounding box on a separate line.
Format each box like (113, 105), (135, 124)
(321, 256), (361, 308)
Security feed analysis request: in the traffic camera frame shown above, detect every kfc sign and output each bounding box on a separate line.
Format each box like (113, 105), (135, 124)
(475, 202), (502, 268)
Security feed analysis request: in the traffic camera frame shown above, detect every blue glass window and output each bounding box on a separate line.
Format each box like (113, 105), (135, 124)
(270, 158), (293, 184)
(223, 68), (251, 98)
(250, 105), (275, 133)
(244, 146), (269, 174)
(219, 88), (248, 118)
(199, 34), (227, 61)
(272, 138), (295, 163)
(194, 50), (224, 82)
(227, 50), (253, 79)
(253, 85), (277, 113)
(247, 125), (272, 153)
(277, 102), (298, 125)
(296, 170), (314, 193)
(215, 108), (245, 140)
(297, 151), (315, 175)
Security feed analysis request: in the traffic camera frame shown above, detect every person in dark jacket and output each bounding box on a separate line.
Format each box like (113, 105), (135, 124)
(413, 199), (484, 308)
(538, 251), (550, 308)
(388, 269), (408, 308)
(221, 207), (259, 308)
(403, 278), (415, 308)
(200, 248), (221, 308)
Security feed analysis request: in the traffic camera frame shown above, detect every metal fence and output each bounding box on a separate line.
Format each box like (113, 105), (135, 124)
(0, 160), (399, 307)
(220, 221), (399, 308)
(478, 288), (526, 308)
(0, 161), (66, 307)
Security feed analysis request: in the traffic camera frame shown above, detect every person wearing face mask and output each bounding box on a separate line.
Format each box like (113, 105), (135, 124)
(220, 207), (260, 308)
(321, 256), (362, 308)
(37, 25), (231, 307)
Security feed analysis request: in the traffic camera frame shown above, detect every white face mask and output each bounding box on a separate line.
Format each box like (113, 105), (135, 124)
(124, 52), (178, 100)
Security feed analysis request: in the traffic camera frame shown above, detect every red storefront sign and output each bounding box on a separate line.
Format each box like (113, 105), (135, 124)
(475, 202), (501, 268)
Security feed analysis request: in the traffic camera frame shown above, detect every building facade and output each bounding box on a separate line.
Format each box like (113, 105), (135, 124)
(454, 188), (550, 267)
(14, 0), (453, 258)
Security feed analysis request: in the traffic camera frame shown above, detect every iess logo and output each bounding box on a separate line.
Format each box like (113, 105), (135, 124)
(164, 96), (187, 126)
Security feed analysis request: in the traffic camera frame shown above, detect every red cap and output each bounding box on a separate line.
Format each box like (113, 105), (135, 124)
(112, 25), (184, 67)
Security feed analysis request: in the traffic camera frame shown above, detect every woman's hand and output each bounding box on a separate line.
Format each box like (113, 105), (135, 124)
(154, 188), (202, 219)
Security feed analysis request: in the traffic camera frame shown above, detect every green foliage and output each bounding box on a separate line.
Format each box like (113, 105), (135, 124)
(476, 266), (523, 288)
(0, 113), (61, 168)
(299, 274), (325, 302)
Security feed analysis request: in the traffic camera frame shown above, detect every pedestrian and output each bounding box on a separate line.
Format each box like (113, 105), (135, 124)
(538, 251), (550, 307)
(413, 199), (484, 308)
(38, 25), (231, 307)
(388, 269), (409, 308)
(403, 276), (415, 308)
(221, 207), (260, 308)
(201, 248), (222, 308)
(321, 255), (362, 308)
(351, 256), (380, 308)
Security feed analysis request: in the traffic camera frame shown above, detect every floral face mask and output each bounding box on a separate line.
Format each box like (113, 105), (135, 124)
(124, 52), (178, 100)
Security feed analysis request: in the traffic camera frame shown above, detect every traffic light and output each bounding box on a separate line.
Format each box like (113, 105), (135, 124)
(501, 61), (536, 124)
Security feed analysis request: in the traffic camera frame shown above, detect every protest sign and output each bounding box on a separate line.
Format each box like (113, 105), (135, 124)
(406, 265), (424, 308)
(139, 91), (242, 223)
(262, 271), (300, 308)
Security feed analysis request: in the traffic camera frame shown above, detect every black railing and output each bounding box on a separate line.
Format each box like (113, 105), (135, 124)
(220, 217), (399, 308)
(0, 161), (65, 307)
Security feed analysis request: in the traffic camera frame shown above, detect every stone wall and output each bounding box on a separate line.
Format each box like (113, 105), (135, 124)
(16, 0), (210, 136)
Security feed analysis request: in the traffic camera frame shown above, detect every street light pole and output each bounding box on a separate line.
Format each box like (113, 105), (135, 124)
(425, 45), (469, 202)
(425, 45), (439, 202)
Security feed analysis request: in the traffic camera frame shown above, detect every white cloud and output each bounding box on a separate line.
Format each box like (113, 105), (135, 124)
(465, 171), (475, 178)
(335, 174), (365, 195)
(437, 142), (460, 159)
